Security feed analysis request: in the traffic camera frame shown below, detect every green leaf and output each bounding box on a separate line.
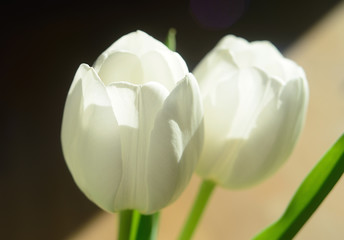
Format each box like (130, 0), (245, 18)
(253, 134), (344, 240)
(165, 28), (177, 51)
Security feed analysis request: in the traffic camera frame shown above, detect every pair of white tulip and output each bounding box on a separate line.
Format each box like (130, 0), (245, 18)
(61, 31), (308, 214)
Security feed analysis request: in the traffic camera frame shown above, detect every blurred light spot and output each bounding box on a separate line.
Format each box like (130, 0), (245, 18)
(190, 0), (250, 29)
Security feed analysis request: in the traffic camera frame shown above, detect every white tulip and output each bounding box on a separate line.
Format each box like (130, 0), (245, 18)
(61, 31), (203, 214)
(194, 35), (308, 188)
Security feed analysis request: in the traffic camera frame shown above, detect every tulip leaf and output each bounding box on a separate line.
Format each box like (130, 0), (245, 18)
(253, 134), (344, 240)
(165, 28), (177, 51)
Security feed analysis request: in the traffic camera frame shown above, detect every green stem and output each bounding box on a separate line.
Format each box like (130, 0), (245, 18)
(129, 210), (141, 240)
(179, 180), (216, 240)
(119, 209), (160, 240)
(165, 28), (177, 51)
(118, 210), (133, 240)
(137, 212), (160, 240)
(150, 212), (160, 240)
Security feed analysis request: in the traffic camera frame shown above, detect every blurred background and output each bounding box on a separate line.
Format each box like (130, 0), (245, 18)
(1, 0), (343, 239)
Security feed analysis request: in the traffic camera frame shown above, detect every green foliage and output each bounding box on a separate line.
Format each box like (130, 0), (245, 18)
(253, 134), (344, 240)
(165, 28), (177, 51)
(179, 180), (216, 240)
(136, 212), (160, 240)
(118, 210), (133, 240)
(128, 211), (160, 240)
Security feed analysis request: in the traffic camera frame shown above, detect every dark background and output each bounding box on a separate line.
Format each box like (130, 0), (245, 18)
(1, 0), (340, 239)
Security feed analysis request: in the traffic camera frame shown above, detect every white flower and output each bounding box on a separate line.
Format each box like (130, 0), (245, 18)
(61, 31), (203, 214)
(194, 35), (308, 188)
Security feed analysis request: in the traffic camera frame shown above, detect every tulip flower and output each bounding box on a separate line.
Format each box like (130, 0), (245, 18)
(194, 35), (309, 188)
(61, 31), (203, 214)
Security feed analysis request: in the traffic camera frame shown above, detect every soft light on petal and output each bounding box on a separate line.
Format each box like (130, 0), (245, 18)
(223, 76), (308, 188)
(146, 74), (203, 213)
(216, 35), (249, 52)
(198, 68), (283, 185)
(105, 81), (170, 212)
(61, 64), (122, 212)
(141, 50), (188, 90)
(195, 34), (309, 188)
(194, 49), (238, 97)
(62, 30), (204, 213)
(103, 30), (168, 56)
(96, 52), (143, 85)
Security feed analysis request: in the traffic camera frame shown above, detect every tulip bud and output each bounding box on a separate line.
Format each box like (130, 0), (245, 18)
(61, 31), (203, 214)
(194, 35), (308, 188)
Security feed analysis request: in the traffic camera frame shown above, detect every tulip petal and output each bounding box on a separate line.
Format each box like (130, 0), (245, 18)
(250, 41), (284, 62)
(218, 71), (307, 188)
(61, 64), (122, 212)
(94, 51), (143, 85)
(94, 31), (188, 90)
(100, 30), (167, 58)
(141, 50), (188, 91)
(280, 59), (307, 83)
(105, 81), (170, 212)
(193, 49), (238, 97)
(198, 67), (287, 187)
(216, 35), (249, 52)
(195, 34), (308, 189)
(235, 42), (286, 81)
(62, 31), (200, 214)
(215, 36), (292, 82)
(146, 74), (203, 213)
(196, 74), (240, 177)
